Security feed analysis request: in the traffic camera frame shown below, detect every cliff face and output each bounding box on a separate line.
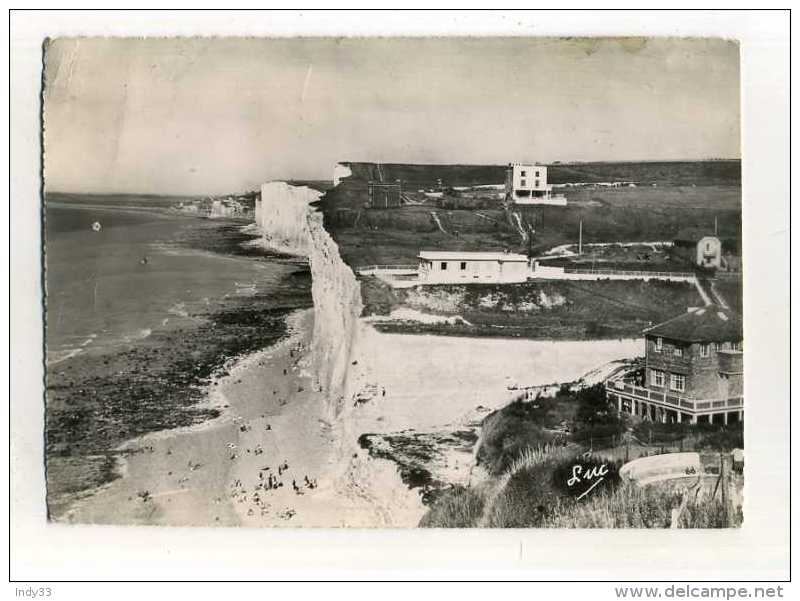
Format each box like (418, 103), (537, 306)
(258, 182), (363, 415)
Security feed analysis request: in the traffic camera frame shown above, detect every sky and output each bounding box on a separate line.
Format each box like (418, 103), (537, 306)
(43, 37), (740, 195)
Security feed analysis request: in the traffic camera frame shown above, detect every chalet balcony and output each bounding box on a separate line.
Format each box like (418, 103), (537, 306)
(605, 376), (743, 414)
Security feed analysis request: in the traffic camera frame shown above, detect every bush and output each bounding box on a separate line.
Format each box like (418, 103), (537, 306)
(571, 383), (626, 446)
(482, 446), (572, 528)
(695, 424), (743, 451)
(570, 423), (627, 447)
(574, 383), (619, 426)
(634, 421), (690, 444)
(418, 485), (484, 528)
(477, 399), (558, 475)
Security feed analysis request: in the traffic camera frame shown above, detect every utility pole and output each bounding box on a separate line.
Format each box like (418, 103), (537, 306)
(579, 219), (583, 255)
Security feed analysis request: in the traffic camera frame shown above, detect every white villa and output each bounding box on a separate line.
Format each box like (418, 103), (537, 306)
(505, 163), (567, 206)
(417, 250), (531, 284)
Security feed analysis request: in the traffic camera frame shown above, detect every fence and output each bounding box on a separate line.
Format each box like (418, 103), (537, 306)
(563, 267), (695, 278)
(713, 271), (743, 280)
(357, 264), (418, 273)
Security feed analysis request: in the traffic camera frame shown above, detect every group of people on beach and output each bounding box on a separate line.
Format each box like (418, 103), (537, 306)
(133, 338), (319, 523)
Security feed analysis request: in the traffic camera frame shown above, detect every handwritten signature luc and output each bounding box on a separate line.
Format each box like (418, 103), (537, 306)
(567, 452), (610, 501)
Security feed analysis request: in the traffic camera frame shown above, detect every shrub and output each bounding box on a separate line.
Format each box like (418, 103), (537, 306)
(634, 421), (690, 444)
(483, 445), (572, 528)
(418, 485), (484, 528)
(574, 383), (620, 426)
(695, 424), (743, 451)
(570, 423), (627, 447)
(477, 399), (558, 475)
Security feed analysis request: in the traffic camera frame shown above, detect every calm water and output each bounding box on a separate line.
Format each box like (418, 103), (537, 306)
(45, 201), (288, 364)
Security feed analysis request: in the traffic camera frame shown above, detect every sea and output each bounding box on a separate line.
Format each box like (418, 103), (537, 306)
(44, 199), (291, 365)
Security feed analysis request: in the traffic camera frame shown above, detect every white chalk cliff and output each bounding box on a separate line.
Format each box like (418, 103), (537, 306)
(257, 182), (363, 416)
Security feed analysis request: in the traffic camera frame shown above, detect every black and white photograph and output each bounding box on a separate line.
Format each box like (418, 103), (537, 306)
(8, 8), (792, 587)
(41, 35), (746, 529)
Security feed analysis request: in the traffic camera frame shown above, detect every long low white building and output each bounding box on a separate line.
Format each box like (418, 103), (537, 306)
(417, 250), (531, 284)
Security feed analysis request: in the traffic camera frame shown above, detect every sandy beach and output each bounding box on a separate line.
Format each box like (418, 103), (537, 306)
(61, 309), (424, 527)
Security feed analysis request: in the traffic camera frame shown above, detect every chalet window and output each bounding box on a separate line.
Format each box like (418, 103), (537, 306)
(673, 345), (683, 357)
(654, 337), (663, 353)
(731, 340), (741, 351)
(700, 343), (710, 357)
(460, 262), (467, 270)
(440, 262), (447, 270)
(651, 369), (664, 387)
(714, 342), (723, 352)
(670, 373), (686, 393)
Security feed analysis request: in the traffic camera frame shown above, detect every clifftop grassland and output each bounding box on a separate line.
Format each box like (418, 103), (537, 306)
(319, 160), (741, 267)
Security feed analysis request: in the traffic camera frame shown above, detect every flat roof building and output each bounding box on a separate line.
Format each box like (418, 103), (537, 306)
(417, 250), (530, 284)
(505, 163), (567, 206)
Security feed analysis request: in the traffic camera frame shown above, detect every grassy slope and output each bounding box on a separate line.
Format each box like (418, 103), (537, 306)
(363, 277), (703, 340)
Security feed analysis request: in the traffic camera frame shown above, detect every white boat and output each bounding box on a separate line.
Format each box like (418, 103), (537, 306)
(91, 221), (102, 232)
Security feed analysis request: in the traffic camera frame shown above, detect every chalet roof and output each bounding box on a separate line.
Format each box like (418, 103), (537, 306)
(418, 250), (529, 262)
(643, 305), (743, 343)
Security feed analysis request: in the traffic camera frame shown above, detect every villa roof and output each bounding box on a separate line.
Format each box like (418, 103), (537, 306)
(418, 250), (529, 262)
(643, 305), (743, 343)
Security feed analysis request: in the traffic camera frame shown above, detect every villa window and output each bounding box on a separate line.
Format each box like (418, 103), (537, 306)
(535, 171), (540, 177)
(654, 337), (663, 353)
(651, 369), (665, 388)
(535, 180), (540, 187)
(440, 262), (447, 270)
(520, 170), (527, 177)
(460, 262), (467, 271)
(673, 345), (683, 357)
(670, 373), (686, 393)
(731, 340), (741, 351)
(714, 342), (723, 352)
(520, 179), (527, 187)
(700, 343), (710, 357)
